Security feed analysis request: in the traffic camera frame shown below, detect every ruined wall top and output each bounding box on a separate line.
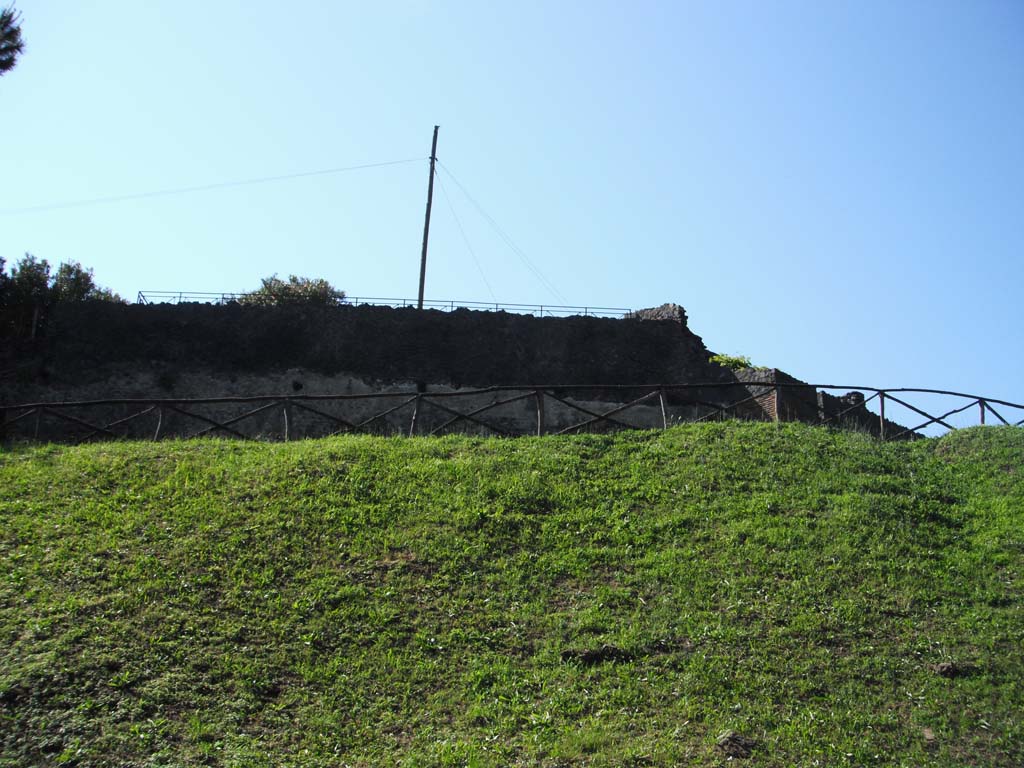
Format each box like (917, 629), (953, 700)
(627, 303), (689, 324)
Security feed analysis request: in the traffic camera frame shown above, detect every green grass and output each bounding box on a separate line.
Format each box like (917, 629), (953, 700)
(1, 423), (1021, 767)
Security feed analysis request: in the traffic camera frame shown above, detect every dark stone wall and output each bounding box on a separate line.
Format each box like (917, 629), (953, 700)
(3, 301), (729, 396)
(2, 302), (918, 440)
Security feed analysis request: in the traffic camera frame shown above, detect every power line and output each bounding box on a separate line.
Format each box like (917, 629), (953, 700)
(435, 171), (497, 302)
(436, 161), (568, 304)
(0, 157), (425, 216)
(438, 161), (567, 304)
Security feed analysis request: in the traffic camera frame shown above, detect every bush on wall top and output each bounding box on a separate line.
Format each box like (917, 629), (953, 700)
(238, 275), (346, 307)
(709, 352), (754, 371)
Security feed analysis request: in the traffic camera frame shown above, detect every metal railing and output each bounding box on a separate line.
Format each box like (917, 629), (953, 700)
(3, 382), (1021, 445)
(135, 291), (632, 318)
(136, 291), (243, 305)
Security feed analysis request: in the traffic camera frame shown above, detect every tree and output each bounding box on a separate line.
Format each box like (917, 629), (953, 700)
(0, 256), (8, 308)
(2, 254), (123, 337)
(8, 253), (50, 305)
(3, 253), (50, 338)
(238, 274), (346, 307)
(4, 255), (121, 304)
(0, 4), (24, 76)
(51, 261), (122, 303)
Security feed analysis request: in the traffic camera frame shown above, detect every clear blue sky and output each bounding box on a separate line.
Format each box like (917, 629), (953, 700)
(2, 1), (1022, 407)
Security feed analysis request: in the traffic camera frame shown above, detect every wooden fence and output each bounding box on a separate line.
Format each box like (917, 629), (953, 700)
(2, 383), (1021, 445)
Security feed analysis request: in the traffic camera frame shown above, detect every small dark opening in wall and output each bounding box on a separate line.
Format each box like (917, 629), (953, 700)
(291, 380), (304, 392)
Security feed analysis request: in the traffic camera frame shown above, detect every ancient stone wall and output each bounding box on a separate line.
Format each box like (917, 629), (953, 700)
(1, 301), (908, 440)
(2, 301), (729, 402)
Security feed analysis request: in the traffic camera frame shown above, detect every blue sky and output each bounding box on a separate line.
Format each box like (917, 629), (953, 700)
(2, 1), (1022, 409)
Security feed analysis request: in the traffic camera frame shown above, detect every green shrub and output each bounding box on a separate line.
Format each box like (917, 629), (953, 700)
(238, 274), (345, 306)
(709, 352), (753, 370)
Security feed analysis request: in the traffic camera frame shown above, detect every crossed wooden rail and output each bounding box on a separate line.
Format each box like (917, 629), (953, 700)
(2, 383), (1022, 445)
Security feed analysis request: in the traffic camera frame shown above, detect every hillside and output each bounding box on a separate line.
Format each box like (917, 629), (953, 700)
(1, 424), (1021, 767)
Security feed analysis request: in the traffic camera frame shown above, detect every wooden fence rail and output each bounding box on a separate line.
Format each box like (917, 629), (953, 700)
(1, 383), (1022, 445)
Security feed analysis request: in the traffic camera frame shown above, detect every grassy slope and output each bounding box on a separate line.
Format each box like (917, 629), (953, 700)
(0, 424), (1021, 767)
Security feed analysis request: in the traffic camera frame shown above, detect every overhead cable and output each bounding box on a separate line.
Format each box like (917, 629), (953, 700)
(436, 161), (568, 304)
(435, 171), (497, 302)
(0, 157), (425, 216)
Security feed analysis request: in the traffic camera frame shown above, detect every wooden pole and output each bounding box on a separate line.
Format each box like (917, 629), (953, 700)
(535, 390), (545, 436)
(979, 399), (986, 426)
(418, 125), (440, 310)
(879, 392), (886, 441)
(981, 401), (1010, 426)
(409, 395), (422, 437)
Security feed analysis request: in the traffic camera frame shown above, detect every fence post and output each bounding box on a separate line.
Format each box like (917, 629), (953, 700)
(283, 400), (292, 441)
(409, 395), (422, 437)
(0, 406), (6, 443)
(535, 390), (545, 436)
(879, 392), (886, 441)
(979, 399), (986, 426)
(658, 389), (668, 430)
(773, 384), (781, 422)
(153, 406), (164, 440)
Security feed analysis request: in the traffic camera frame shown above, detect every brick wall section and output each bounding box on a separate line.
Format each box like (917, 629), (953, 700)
(733, 368), (915, 439)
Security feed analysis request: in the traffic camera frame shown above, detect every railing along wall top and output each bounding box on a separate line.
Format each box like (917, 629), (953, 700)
(135, 292), (632, 318)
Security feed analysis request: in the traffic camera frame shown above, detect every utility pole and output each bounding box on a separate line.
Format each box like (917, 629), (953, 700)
(418, 125), (440, 310)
